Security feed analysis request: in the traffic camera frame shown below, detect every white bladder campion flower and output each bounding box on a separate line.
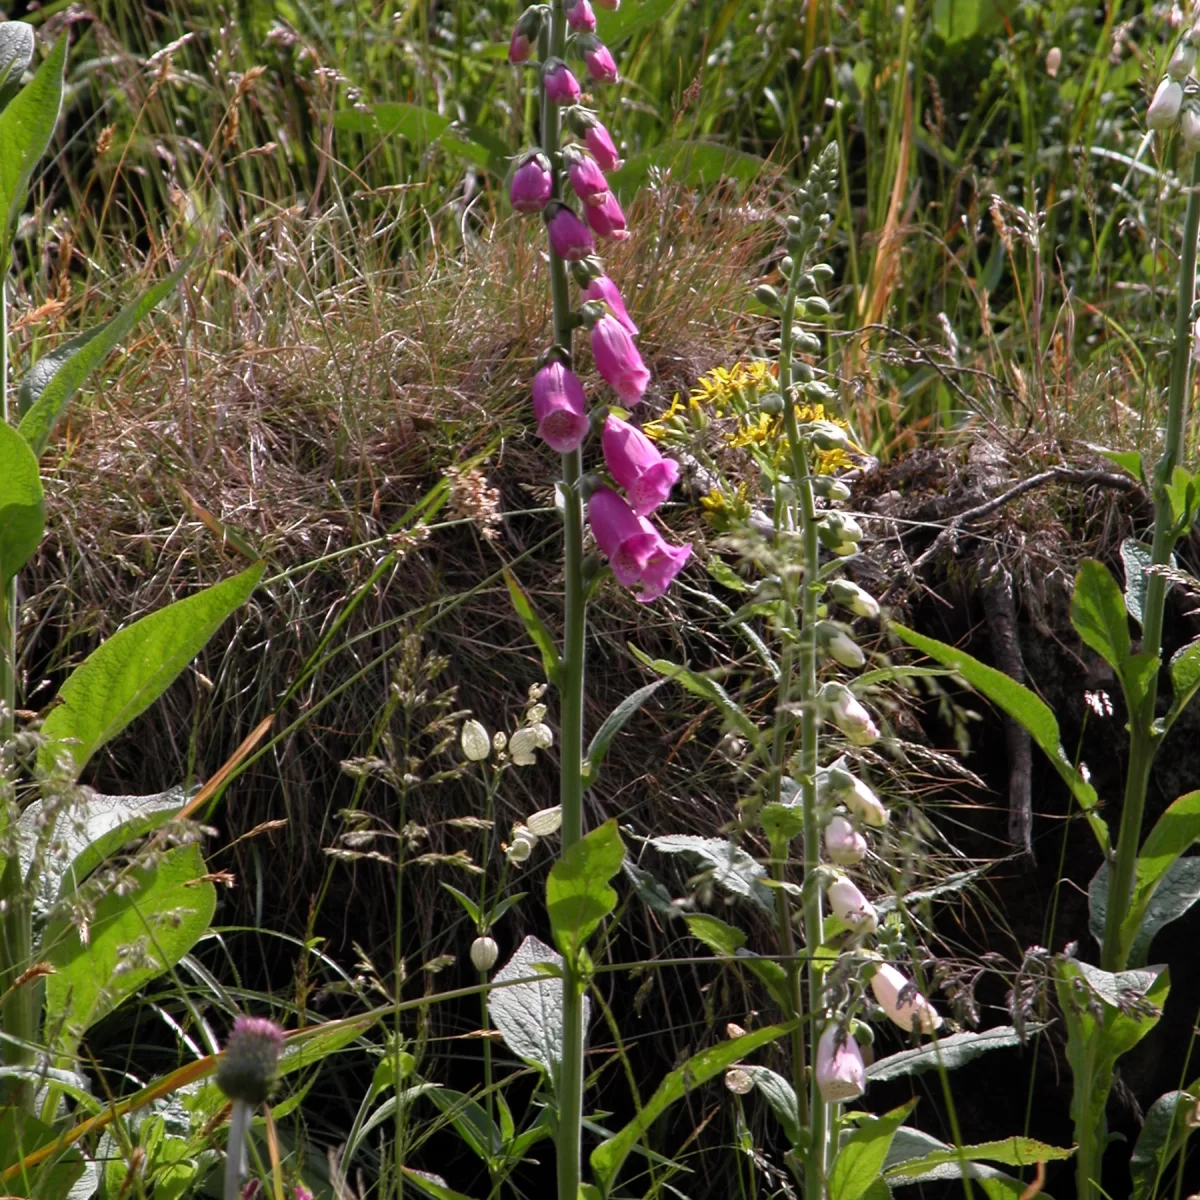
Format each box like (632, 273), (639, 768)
(869, 963), (942, 1034)
(1148, 77), (1184, 130)
(815, 1022), (866, 1103)
(508, 722), (553, 765)
(826, 875), (878, 933)
(526, 805), (563, 837)
(460, 719), (491, 762)
(505, 824), (538, 864)
(470, 936), (499, 972)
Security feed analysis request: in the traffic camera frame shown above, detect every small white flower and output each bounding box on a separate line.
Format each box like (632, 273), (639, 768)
(1149, 77), (1184, 130)
(505, 824), (538, 864)
(819, 683), (880, 745)
(470, 936), (499, 972)
(826, 876), (878, 934)
(526, 805), (563, 837)
(817, 621), (866, 669)
(509, 723), (553, 766)
(724, 1068), (754, 1095)
(460, 719), (491, 762)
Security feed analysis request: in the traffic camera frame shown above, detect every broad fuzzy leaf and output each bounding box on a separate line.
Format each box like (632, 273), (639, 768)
(0, 419), (44, 584)
(829, 1101), (917, 1200)
(867, 1026), (1040, 1083)
(0, 22), (34, 112)
(546, 820), (624, 964)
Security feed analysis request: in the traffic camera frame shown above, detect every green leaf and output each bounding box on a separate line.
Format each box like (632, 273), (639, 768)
(884, 1128), (1037, 1196)
(1167, 638), (1200, 727)
(43, 843), (216, 1056)
(932, 0), (1018, 43)
(867, 1026), (1041, 1083)
(628, 644), (758, 740)
(889, 622), (1106, 852)
(18, 257), (191, 456)
(648, 834), (772, 910)
(1092, 857), (1200, 968)
(582, 679), (667, 787)
(742, 1065), (800, 1145)
(333, 102), (503, 174)
(886, 1137), (1072, 1176)
(1167, 466), (1198, 532)
(0, 22), (34, 113)
(1096, 447), (1145, 483)
(0, 419), (44, 584)
(1124, 789), (1200, 963)
(402, 1169), (481, 1200)
(546, 820), (624, 965)
(0, 1107), (86, 1199)
(440, 882), (481, 927)
(609, 139), (764, 196)
(1131, 1089), (1199, 1200)
(595, 0), (683, 46)
(1121, 539), (1152, 627)
(503, 568), (562, 685)
(1071, 559), (1130, 673)
(426, 1088), (501, 1161)
(589, 1021), (797, 1195)
(0, 34), (65, 264)
(38, 563), (263, 778)
(684, 912), (791, 1011)
(829, 1101), (918, 1200)
(1055, 959), (1168, 1162)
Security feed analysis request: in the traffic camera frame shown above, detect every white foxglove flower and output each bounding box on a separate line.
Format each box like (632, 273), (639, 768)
(1169, 42), (1196, 80)
(869, 963), (942, 1033)
(819, 683), (880, 745)
(817, 621), (866, 669)
(844, 777), (888, 827)
(825, 816), (867, 865)
(829, 578), (881, 620)
(826, 876), (878, 933)
(1149, 78), (1184, 130)
(1182, 105), (1200, 151)
(526, 805), (563, 837)
(815, 1022), (866, 1103)
(461, 719), (491, 762)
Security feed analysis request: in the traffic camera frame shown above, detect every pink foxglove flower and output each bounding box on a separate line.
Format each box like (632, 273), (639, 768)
(564, 146), (610, 206)
(870, 964), (942, 1034)
(588, 486), (691, 602)
(566, 0), (597, 32)
(510, 152), (553, 213)
(546, 203), (596, 261)
(819, 682), (880, 746)
(815, 1023), (866, 1104)
(582, 40), (619, 84)
(509, 27), (534, 64)
(581, 273), (638, 336)
(826, 876), (878, 933)
(583, 190), (628, 240)
(591, 312), (649, 404)
(824, 815), (867, 865)
(569, 109), (622, 170)
(532, 361), (589, 452)
(602, 415), (679, 516)
(543, 58), (582, 105)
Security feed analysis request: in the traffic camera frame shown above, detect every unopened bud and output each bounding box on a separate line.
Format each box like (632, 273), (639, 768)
(470, 936), (499, 972)
(1148, 77), (1184, 130)
(1045, 46), (1061, 77)
(759, 391), (785, 414)
(829, 578), (881, 619)
(824, 815), (867, 865)
(217, 1017), (285, 1107)
(461, 719), (491, 761)
(816, 620), (866, 668)
(754, 284), (782, 311)
(1169, 41), (1196, 80)
(811, 476), (852, 501)
(1183, 105), (1200, 151)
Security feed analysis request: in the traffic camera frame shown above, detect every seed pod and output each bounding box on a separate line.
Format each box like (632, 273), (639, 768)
(470, 936), (499, 972)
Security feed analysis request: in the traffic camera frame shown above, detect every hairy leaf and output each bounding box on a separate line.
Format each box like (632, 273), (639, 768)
(867, 1026), (1040, 1083)
(0, 420), (44, 585)
(829, 1101), (917, 1200)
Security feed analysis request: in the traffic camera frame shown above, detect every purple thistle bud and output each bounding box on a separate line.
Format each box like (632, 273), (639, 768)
(582, 39), (619, 84)
(532, 361), (590, 452)
(602, 415), (679, 516)
(543, 58), (582, 105)
(510, 152), (553, 213)
(583, 190), (628, 241)
(217, 1016), (285, 1107)
(590, 311), (649, 404)
(545, 202), (596, 261)
(563, 145), (610, 206)
(588, 486), (691, 603)
(566, 0), (597, 32)
(581, 273), (638, 336)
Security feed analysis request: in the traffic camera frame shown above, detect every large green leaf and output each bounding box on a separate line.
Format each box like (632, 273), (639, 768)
(590, 1022), (797, 1195)
(0, 22), (34, 113)
(684, 912), (791, 1012)
(629, 645), (759, 740)
(595, 0), (683, 46)
(1124, 790), (1200, 963)
(829, 1101), (917, 1200)
(0, 1106), (86, 1199)
(502, 567), (561, 686)
(1070, 559), (1131, 673)
(0, 419), (44, 584)
(867, 1026), (1041, 1083)
(546, 819), (624, 966)
(648, 833), (773, 910)
(1121, 539), (1152, 627)
(38, 564), (263, 778)
(1167, 637), (1200, 728)
(884, 1128), (1046, 1197)
(932, 0), (1018, 43)
(43, 843), (216, 1056)
(609, 139), (764, 196)
(889, 623), (1106, 851)
(1130, 1089), (1198, 1200)
(886, 1137), (1072, 1176)
(582, 679), (667, 787)
(0, 34), (65, 264)
(18, 258), (191, 456)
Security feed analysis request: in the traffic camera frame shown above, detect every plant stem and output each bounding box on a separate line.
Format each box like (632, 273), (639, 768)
(1101, 151), (1200, 973)
(540, 7), (588, 1198)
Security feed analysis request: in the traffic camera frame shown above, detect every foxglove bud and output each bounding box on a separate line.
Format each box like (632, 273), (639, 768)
(829, 579), (881, 620)
(818, 512), (864, 556)
(579, 271), (639, 336)
(844, 777), (887, 827)
(508, 6), (544, 64)
(826, 875), (878, 933)
(545, 202), (596, 261)
(816, 620), (865, 668)
(1169, 41), (1196, 80)
(819, 682), (880, 746)
(470, 936), (499, 972)
(581, 38), (618, 84)
(589, 311), (650, 404)
(824, 815), (867, 865)
(566, 0), (597, 32)
(1183, 105), (1200, 151)
(510, 151), (553, 213)
(532, 360), (589, 451)
(563, 145), (610, 206)
(583, 190), (629, 240)
(869, 963), (942, 1034)
(602, 415), (680, 515)
(807, 420), (849, 450)
(461, 719), (491, 761)
(543, 58), (582, 105)
(568, 108), (622, 170)
(217, 1017), (285, 1107)
(812, 475), (853, 501)
(815, 1023), (866, 1103)
(1149, 77), (1184, 130)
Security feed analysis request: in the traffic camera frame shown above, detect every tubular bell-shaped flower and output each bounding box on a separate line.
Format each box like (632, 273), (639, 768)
(563, 145), (610, 206)
(566, 0), (597, 32)
(602, 415), (680, 516)
(508, 6), (544, 64)
(1148, 77), (1184, 130)
(532, 360), (589, 452)
(576, 267), (638, 336)
(545, 202), (596, 261)
(568, 108), (622, 170)
(583, 190), (629, 240)
(580, 37), (618, 84)
(815, 1023), (866, 1103)
(826, 875), (878, 933)
(869, 963), (942, 1034)
(588, 309), (649, 404)
(543, 57), (582, 105)
(510, 151), (553, 213)
(824, 815), (867, 865)
(588, 486), (691, 602)
(819, 682), (880, 746)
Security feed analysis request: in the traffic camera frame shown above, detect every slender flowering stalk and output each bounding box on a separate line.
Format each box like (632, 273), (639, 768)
(217, 1017), (285, 1200)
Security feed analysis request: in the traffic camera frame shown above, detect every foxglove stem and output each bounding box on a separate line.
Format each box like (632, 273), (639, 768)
(540, 5), (586, 1199)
